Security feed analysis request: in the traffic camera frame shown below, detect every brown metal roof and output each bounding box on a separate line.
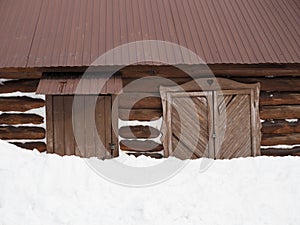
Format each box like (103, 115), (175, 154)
(36, 73), (122, 94)
(0, 0), (299, 68)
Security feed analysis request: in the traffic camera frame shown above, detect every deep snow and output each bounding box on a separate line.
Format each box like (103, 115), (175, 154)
(0, 141), (299, 225)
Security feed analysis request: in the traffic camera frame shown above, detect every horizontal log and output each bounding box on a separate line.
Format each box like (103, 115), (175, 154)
(118, 93), (162, 109)
(0, 79), (39, 93)
(120, 140), (163, 152)
(10, 142), (47, 152)
(120, 65), (300, 78)
(261, 147), (300, 156)
(260, 92), (300, 106)
(262, 120), (300, 134)
(231, 78), (300, 92)
(261, 133), (300, 146)
(260, 105), (300, 119)
(0, 97), (45, 112)
(119, 126), (161, 139)
(119, 109), (162, 121)
(0, 113), (44, 125)
(122, 77), (191, 92)
(0, 71), (42, 79)
(0, 126), (45, 140)
(127, 152), (164, 159)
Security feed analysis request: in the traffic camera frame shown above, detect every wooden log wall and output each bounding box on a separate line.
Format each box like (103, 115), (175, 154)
(118, 65), (300, 158)
(0, 75), (46, 152)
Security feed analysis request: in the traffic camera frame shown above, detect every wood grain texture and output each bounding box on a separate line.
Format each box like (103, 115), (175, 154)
(53, 96), (65, 156)
(0, 113), (43, 125)
(119, 126), (160, 139)
(120, 140), (163, 152)
(260, 105), (300, 119)
(262, 120), (300, 134)
(0, 71), (42, 79)
(45, 96), (54, 153)
(261, 133), (300, 146)
(0, 79), (39, 93)
(0, 97), (45, 112)
(119, 109), (162, 121)
(0, 126), (45, 139)
(118, 93), (161, 109)
(261, 147), (300, 156)
(120, 65), (300, 78)
(260, 92), (300, 106)
(231, 77), (300, 92)
(10, 142), (47, 152)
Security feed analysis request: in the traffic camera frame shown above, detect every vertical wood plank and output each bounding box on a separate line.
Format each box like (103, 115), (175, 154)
(64, 96), (75, 156)
(111, 94), (119, 157)
(105, 95), (112, 159)
(95, 96), (106, 159)
(73, 95), (85, 157)
(208, 91), (215, 159)
(53, 96), (65, 156)
(85, 95), (97, 158)
(46, 95), (54, 153)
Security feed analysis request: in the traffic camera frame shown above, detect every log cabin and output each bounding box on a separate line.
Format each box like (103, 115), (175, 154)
(0, 0), (299, 158)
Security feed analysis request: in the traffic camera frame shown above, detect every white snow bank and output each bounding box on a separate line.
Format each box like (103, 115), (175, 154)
(0, 141), (300, 225)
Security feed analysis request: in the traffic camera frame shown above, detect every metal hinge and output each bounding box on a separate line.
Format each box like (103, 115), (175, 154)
(109, 143), (115, 151)
(212, 133), (217, 139)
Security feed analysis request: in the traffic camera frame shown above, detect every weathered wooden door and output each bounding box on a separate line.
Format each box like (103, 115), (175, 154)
(46, 95), (117, 158)
(160, 78), (261, 159)
(164, 92), (213, 159)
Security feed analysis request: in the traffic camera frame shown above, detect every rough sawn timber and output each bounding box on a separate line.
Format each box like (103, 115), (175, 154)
(0, 113), (43, 125)
(0, 97), (45, 112)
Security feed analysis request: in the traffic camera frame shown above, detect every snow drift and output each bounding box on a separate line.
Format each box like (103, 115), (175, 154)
(0, 140), (299, 225)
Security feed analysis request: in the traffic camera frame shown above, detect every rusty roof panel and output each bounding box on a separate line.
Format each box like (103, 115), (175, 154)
(0, 0), (299, 68)
(36, 73), (123, 95)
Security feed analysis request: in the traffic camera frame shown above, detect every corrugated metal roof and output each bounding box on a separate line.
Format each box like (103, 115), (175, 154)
(0, 0), (299, 68)
(36, 73), (122, 94)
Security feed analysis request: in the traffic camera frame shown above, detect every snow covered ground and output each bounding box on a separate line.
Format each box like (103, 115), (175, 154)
(0, 141), (300, 225)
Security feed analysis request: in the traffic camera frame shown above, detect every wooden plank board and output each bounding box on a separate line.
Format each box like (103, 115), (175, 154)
(260, 92), (300, 106)
(0, 97), (45, 112)
(0, 71), (42, 79)
(262, 120), (300, 134)
(95, 96), (106, 159)
(0, 126), (45, 139)
(120, 65), (300, 78)
(261, 133), (300, 146)
(73, 96), (86, 157)
(119, 126), (160, 139)
(84, 96), (97, 158)
(261, 147), (300, 156)
(122, 77), (191, 93)
(46, 96), (54, 153)
(231, 77), (300, 92)
(104, 96), (112, 158)
(118, 92), (161, 109)
(53, 96), (65, 156)
(120, 140), (163, 152)
(0, 113), (43, 125)
(119, 109), (162, 121)
(0, 79), (39, 93)
(260, 105), (300, 119)
(111, 95), (119, 157)
(63, 96), (75, 156)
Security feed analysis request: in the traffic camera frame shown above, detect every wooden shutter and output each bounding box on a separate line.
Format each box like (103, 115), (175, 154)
(160, 78), (261, 159)
(46, 95), (116, 158)
(167, 92), (213, 159)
